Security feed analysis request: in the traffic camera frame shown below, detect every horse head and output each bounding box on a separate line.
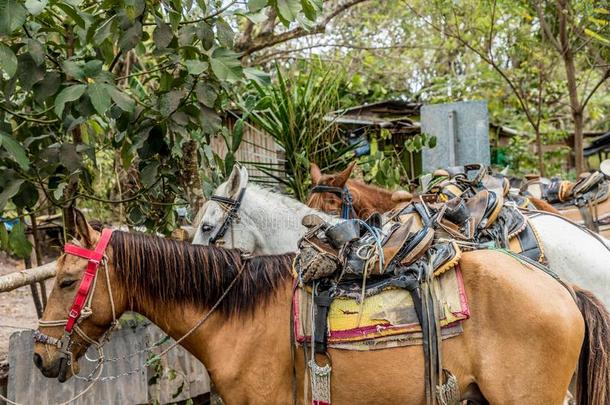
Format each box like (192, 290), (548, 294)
(33, 210), (126, 382)
(307, 161), (410, 218)
(307, 161), (357, 216)
(192, 165), (262, 253)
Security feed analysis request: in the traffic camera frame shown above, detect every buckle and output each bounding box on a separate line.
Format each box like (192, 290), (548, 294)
(69, 309), (80, 319)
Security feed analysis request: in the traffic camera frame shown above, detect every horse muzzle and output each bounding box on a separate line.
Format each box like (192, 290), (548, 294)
(33, 349), (75, 382)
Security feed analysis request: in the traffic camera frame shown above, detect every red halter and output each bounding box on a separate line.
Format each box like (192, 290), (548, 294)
(62, 228), (113, 334)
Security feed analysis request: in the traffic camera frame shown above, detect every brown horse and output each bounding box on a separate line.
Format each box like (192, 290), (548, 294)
(33, 212), (610, 404)
(308, 162), (403, 218)
(308, 162), (560, 217)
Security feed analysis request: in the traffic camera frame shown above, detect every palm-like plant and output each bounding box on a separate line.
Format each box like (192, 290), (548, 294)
(239, 66), (354, 201)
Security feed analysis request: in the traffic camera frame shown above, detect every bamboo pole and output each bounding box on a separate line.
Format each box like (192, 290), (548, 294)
(0, 261), (56, 293)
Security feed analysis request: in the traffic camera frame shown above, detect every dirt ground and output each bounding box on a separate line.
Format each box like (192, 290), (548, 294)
(0, 253), (53, 362)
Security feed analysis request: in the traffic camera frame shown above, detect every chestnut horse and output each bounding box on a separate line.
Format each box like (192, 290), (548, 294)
(33, 212), (610, 404)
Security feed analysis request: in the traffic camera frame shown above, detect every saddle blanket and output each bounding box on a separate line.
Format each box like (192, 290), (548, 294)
(293, 265), (470, 351)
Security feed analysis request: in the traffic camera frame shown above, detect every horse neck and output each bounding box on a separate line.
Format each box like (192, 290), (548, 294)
(245, 186), (335, 254)
(346, 179), (396, 217)
(124, 259), (295, 402)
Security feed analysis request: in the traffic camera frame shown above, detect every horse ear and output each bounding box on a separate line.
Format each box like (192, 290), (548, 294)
(226, 164), (248, 197)
(73, 209), (95, 247)
(310, 162), (322, 184)
(335, 161), (356, 186)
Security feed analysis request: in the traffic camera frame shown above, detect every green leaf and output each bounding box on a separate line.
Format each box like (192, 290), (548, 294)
(62, 60), (85, 80)
(210, 48), (243, 83)
(244, 67), (270, 86)
(83, 60), (103, 77)
(87, 82), (111, 116)
(0, 179), (24, 211)
(248, 0), (266, 12)
(196, 22), (214, 50)
(232, 119), (244, 152)
(184, 59), (208, 75)
(216, 19), (234, 48)
(8, 221), (32, 259)
(17, 54), (45, 90)
(195, 82), (217, 108)
(275, 0), (300, 25)
(0, 44), (17, 79)
(141, 161), (159, 187)
(119, 22), (143, 52)
(54, 84), (87, 116)
(93, 15), (115, 45)
(107, 86), (135, 113)
(26, 39), (45, 66)
(24, 0), (47, 15)
(584, 28), (610, 43)
(53, 182), (67, 200)
(55, 3), (85, 28)
(159, 89), (183, 117)
(0, 132), (30, 170)
(13, 182), (38, 208)
(33, 71), (61, 103)
(153, 21), (173, 49)
(300, 0), (318, 20)
(0, 0), (27, 34)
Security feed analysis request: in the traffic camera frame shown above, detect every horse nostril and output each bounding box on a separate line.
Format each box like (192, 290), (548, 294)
(33, 353), (43, 370)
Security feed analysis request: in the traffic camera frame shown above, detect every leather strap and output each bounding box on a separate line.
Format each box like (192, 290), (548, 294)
(310, 185), (355, 219)
(63, 228), (113, 333)
(313, 290), (333, 353)
(209, 188), (246, 244)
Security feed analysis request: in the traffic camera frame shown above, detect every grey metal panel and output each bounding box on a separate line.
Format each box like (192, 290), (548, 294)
(7, 324), (209, 404)
(421, 100), (490, 172)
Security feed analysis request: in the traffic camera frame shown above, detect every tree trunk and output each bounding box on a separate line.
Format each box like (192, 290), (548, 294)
(534, 127), (545, 176)
(556, 0), (584, 173)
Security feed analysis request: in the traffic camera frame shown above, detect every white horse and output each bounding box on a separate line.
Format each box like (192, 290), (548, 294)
(193, 166), (610, 306)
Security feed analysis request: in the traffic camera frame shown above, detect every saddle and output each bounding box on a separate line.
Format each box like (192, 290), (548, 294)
(294, 206), (463, 404)
(523, 171), (610, 233)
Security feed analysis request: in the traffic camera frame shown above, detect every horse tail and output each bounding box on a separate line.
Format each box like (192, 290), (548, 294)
(529, 196), (561, 214)
(573, 286), (610, 405)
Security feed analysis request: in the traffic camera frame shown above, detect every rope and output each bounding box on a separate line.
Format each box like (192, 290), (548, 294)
(6, 257), (244, 405)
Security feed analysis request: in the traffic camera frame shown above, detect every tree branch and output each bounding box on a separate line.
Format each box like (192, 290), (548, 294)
(535, 1), (562, 52)
(238, 0), (370, 56)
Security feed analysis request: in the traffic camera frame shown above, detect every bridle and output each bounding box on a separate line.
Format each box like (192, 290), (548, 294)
(34, 228), (117, 380)
(310, 185), (356, 219)
(208, 187), (246, 245)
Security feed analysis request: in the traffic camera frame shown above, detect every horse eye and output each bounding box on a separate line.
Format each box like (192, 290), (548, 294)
(60, 279), (77, 289)
(201, 224), (213, 233)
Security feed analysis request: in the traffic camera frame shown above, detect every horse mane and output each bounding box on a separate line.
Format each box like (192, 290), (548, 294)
(109, 231), (294, 317)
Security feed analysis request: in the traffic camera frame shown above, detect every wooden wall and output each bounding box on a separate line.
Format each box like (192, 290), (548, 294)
(5, 324), (209, 404)
(211, 116), (285, 186)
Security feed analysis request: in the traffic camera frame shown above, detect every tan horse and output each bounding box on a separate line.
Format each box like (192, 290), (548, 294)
(33, 212), (610, 404)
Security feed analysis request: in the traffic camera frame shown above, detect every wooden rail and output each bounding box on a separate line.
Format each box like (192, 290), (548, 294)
(0, 261), (56, 293)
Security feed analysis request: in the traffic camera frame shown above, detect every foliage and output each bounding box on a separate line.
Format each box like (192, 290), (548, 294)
(239, 65), (355, 201)
(0, 0), (325, 256)
(358, 131), (436, 189)
(269, 0), (610, 177)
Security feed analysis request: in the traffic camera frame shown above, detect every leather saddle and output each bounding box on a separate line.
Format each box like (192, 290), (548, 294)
(296, 204), (435, 283)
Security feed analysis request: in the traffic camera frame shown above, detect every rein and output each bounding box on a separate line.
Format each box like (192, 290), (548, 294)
(310, 185), (355, 219)
(209, 187), (246, 245)
(26, 228), (246, 405)
(35, 229), (117, 373)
